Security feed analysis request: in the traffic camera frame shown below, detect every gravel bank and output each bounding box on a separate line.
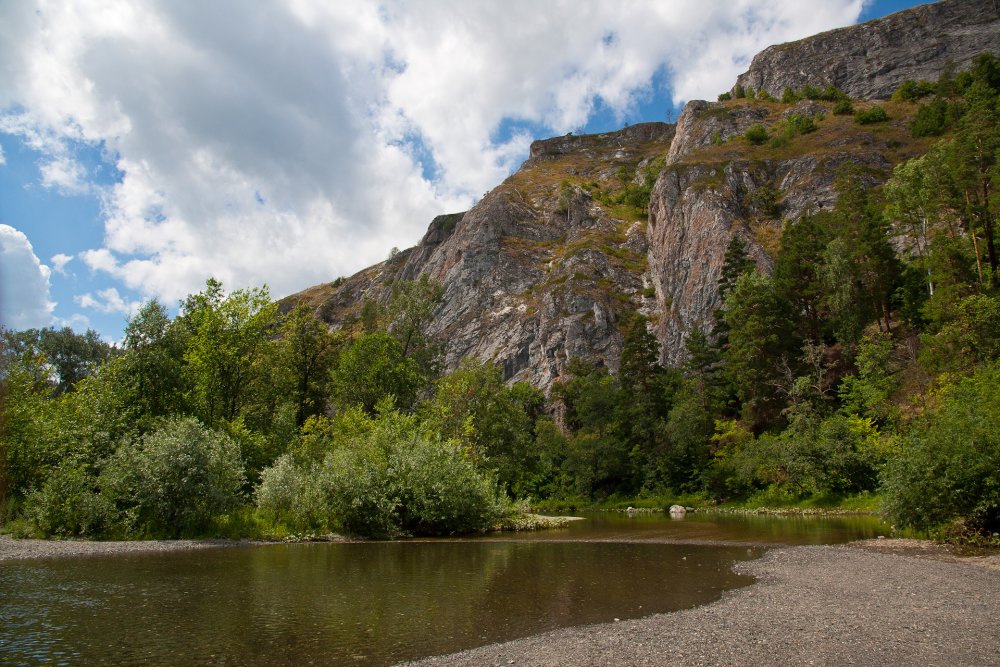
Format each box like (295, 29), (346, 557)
(0, 534), (265, 560)
(402, 543), (1000, 667)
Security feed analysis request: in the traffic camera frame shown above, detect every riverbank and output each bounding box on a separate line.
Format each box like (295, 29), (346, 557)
(401, 540), (1000, 667)
(0, 533), (281, 560)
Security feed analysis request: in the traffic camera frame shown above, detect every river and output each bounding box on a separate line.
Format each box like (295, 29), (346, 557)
(0, 511), (888, 666)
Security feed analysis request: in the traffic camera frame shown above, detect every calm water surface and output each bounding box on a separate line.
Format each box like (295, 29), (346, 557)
(0, 512), (888, 666)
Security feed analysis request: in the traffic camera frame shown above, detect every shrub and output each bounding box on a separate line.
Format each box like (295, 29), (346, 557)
(910, 97), (953, 137)
(22, 463), (113, 537)
(785, 113), (818, 134)
(832, 98), (854, 115)
(101, 416), (246, 537)
(744, 123), (769, 145)
(717, 92), (732, 102)
(855, 105), (889, 124)
(781, 87), (800, 104)
(892, 79), (936, 102)
(881, 363), (1000, 534)
(255, 408), (508, 538)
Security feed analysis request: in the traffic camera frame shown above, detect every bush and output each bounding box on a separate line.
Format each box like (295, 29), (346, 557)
(893, 79), (936, 102)
(717, 92), (732, 102)
(254, 408), (508, 538)
(22, 463), (113, 537)
(101, 416), (246, 537)
(785, 113), (818, 135)
(744, 124), (769, 145)
(832, 98), (854, 115)
(881, 363), (1000, 534)
(855, 105), (889, 124)
(910, 97), (953, 137)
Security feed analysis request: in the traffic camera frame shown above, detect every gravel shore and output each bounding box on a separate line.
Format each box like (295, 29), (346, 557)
(4, 534), (997, 666)
(0, 534), (266, 560)
(402, 541), (1000, 667)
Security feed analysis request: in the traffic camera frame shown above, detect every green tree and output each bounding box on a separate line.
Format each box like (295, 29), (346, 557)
(329, 331), (421, 413)
(722, 272), (796, 429)
(118, 299), (187, 423)
(275, 303), (340, 427)
(1, 326), (118, 395)
(421, 360), (543, 495)
(179, 279), (279, 426)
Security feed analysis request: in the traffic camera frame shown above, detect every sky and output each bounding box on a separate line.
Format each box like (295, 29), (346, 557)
(0, 0), (925, 341)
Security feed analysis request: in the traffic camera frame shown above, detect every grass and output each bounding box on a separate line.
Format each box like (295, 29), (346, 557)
(530, 490), (883, 516)
(677, 98), (934, 168)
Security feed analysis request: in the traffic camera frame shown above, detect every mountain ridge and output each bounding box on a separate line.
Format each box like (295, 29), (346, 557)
(283, 0), (999, 392)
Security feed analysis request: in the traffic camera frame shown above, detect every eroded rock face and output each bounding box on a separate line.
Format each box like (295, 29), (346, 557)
(289, 124), (674, 392)
(734, 0), (1000, 100)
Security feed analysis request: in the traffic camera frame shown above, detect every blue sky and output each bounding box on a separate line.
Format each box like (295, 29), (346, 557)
(0, 0), (924, 341)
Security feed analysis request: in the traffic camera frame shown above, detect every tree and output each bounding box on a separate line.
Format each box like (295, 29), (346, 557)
(882, 361), (1000, 534)
(386, 275), (444, 367)
(179, 279), (278, 426)
(948, 80), (1000, 285)
(118, 299), (187, 423)
(722, 272), (797, 429)
(1, 326), (118, 395)
(774, 212), (837, 342)
(422, 360), (543, 495)
(275, 303), (340, 427)
(329, 331), (421, 414)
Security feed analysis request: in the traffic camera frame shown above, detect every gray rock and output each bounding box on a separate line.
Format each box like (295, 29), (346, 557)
(734, 0), (1000, 101)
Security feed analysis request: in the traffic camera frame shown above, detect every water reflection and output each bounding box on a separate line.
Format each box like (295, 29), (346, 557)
(0, 512), (887, 666)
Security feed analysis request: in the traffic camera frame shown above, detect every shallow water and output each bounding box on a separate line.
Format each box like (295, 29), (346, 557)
(0, 512), (888, 666)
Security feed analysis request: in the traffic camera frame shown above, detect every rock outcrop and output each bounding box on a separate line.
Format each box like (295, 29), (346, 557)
(734, 0), (1000, 101)
(285, 0), (1000, 392)
(287, 123), (674, 390)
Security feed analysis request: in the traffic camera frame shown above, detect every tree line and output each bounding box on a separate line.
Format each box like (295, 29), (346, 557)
(2, 56), (999, 541)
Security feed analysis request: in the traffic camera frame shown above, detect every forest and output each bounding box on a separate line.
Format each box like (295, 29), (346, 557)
(1, 56), (998, 541)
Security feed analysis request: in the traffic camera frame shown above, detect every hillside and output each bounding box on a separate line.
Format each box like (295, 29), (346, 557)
(281, 1), (999, 392)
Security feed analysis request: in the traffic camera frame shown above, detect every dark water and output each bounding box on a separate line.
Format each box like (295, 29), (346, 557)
(0, 512), (888, 666)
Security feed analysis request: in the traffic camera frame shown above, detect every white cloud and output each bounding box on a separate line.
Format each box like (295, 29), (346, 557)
(50, 252), (73, 275)
(0, 0), (866, 306)
(75, 287), (140, 317)
(40, 156), (91, 194)
(0, 224), (55, 330)
(0, 144), (5, 165)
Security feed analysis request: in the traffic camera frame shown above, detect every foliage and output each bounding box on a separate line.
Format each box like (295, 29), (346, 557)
(743, 124), (769, 145)
(255, 407), (507, 537)
(832, 98), (854, 115)
(854, 105), (889, 125)
(893, 79), (937, 103)
(21, 462), (111, 537)
(1, 326), (118, 396)
(421, 360), (543, 496)
(100, 416), (245, 537)
(882, 362), (1000, 533)
(329, 331), (422, 413)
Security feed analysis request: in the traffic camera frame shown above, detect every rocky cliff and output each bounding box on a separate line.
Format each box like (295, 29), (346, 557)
(285, 0), (999, 392)
(734, 0), (1000, 100)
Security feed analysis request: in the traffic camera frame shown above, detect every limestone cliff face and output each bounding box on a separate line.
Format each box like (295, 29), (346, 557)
(285, 0), (997, 391)
(734, 0), (1000, 101)
(647, 108), (897, 363)
(288, 123), (674, 390)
